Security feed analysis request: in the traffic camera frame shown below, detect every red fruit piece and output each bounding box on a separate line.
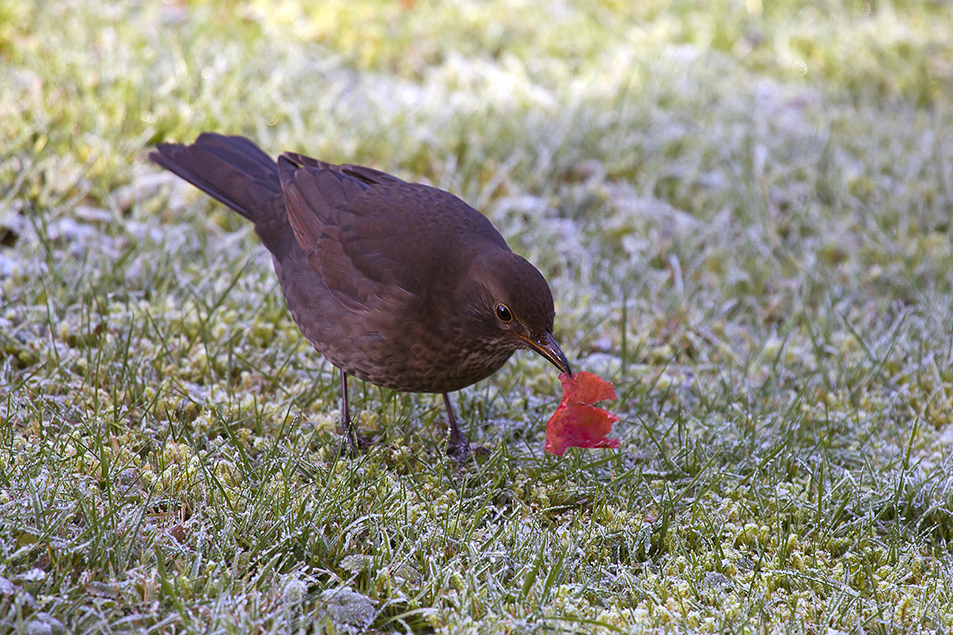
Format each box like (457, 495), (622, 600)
(545, 371), (620, 456)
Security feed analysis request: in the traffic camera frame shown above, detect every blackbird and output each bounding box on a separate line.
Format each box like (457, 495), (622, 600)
(150, 134), (571, 458)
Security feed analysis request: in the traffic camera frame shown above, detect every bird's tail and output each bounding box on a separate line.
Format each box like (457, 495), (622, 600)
(149, 133), (283, 226)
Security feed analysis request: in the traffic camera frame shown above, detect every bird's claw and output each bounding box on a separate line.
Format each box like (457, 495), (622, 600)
(447, 437), (489, 463)
(339, 430), (374, 457)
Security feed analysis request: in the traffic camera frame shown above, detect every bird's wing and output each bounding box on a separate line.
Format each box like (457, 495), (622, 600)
(278, 155), (435, 313)
(282, 152), (407, 187)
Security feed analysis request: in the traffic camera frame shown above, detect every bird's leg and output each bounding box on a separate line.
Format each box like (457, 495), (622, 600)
(339, 369), (358, 455)
(338, 370), (372, 455)
(443, 393), (470, 459)
(443, 393), (489, 460)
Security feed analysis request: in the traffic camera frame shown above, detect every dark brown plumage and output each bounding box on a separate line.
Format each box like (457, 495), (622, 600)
(150, 133), (571, 457)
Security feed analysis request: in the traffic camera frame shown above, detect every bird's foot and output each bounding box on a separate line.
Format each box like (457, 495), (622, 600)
(339, 430), (374, 457)
(443, 394), (488, 464)
(447, 437), (490, 463)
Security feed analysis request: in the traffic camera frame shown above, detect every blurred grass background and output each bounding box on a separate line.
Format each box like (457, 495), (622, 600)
(2, 0), (953, 632)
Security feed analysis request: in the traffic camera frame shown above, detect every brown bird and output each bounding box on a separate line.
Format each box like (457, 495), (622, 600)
(150, 134), (571, 458)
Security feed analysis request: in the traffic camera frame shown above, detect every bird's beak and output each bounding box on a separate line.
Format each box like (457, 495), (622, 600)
(522, 331), (573, 376)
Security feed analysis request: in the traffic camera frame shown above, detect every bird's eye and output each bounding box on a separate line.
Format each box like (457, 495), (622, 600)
(495, 303), (513, 323)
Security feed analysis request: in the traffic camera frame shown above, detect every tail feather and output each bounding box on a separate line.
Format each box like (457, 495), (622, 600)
(149, 133), (283, 225)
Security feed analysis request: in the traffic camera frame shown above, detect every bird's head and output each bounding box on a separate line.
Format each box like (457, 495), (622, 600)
(460, 250), (572, 376)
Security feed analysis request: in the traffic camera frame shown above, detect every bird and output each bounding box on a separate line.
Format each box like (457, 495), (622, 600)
(150, 133), (572, 458)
